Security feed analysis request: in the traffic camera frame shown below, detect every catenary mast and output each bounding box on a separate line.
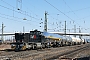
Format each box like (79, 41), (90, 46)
(44, 11), (48, 32)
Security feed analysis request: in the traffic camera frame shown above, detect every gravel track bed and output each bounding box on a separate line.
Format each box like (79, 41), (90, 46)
(51, 43), (90, 60)
(0, 44), (88, 60)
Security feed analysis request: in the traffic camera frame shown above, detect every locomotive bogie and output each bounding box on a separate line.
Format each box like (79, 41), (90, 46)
(11, 42), (26, 51)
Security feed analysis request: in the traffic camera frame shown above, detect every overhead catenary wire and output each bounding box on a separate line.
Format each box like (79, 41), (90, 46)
(0, 12), (23, 20)
(63, 0), (79, 21)
(0, 0), (42, 27)
(0, 0), (66, 30)
(0, 14), (44, 31)
(0, 0), (90, 32)
(0, 0), (44, 21)
(66, 6), (90, 13)
(0, 15), (40, 28)
(0, 4), (36, 19)
(44, 0), (84, 29)
(0, 4), (43, 24)
(62, 0), (89, 25)
(0, 0), (54, 30)
(0, 12), (45, 29)
(44, 0), (74, 20)
(0, 4), (47, 32)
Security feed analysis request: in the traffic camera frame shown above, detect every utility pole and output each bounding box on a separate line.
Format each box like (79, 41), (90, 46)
(74, 25), (76, 37)
(1, 23), (5, 42)
(44, 11), (48, 32)
(23, 26), (25, 33)
(79, 26), (81, 39)
(65, 21), (66, 35)
(59, 22), (61, 32)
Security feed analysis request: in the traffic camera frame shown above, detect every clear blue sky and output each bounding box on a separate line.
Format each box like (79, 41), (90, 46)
(0, 0), (90, 33)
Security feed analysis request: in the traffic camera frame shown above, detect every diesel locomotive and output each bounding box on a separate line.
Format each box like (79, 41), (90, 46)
(11, 30), (50, 51)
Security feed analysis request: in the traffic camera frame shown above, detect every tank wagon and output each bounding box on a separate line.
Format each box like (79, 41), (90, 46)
(10, 30), (85, 51)
(71, 37), (84, 45)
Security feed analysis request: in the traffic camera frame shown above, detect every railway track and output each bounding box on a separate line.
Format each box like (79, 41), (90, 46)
(47, 43), (90, 60)
(0, 43), (89, 60)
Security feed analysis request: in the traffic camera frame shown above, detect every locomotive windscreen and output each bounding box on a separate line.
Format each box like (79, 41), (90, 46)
(15, 33), (24, 42)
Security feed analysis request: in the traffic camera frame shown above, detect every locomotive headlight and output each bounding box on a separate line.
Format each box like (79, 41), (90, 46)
(47, 42), (50, 45)
(11, 44), (16, 50)
(11, 44), (16, 47)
